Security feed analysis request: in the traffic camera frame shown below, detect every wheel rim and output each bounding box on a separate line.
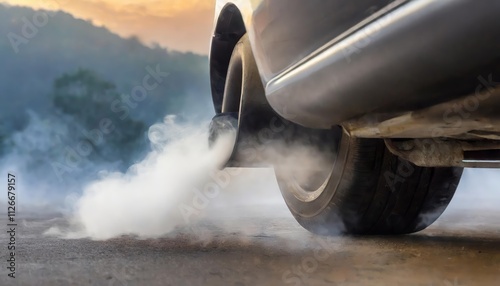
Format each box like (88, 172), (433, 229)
(283, 126), (343, 203)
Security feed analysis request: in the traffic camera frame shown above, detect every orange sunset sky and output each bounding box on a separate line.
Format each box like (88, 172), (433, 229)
(2, 0), (216, 54)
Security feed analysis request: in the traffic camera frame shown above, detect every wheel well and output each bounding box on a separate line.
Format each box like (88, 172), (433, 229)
(210, 4), (246, 113)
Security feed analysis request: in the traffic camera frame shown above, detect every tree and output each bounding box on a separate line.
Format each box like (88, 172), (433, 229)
(52, 69), (146, 164)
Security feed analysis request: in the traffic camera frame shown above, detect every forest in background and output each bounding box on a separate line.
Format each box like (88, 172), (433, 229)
(0, 4), (214, 203)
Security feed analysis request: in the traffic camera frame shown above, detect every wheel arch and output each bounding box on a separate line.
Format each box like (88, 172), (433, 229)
(210, 3), (247, 114)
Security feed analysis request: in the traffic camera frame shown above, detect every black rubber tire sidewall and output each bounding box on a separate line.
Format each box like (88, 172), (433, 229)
(276, 135), (463, 235)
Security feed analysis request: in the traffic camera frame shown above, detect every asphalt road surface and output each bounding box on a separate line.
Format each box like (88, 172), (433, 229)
(1, 201), (499, 286)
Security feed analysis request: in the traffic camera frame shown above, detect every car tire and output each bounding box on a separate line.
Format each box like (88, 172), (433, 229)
(275, 127), (464, 235)
(214, 34), (464, 236)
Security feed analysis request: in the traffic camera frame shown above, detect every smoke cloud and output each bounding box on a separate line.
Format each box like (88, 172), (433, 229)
(44, 115), (292, 240)
(2, 112), (498, 240)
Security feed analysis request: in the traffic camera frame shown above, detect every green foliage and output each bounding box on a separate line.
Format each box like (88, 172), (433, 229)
(51, 69), (147, 163)
(0, 4), (212, 134)
(53, 69), (117, 118)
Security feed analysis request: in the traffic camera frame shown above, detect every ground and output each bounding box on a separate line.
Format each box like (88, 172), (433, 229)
(0, 199), (499, 286)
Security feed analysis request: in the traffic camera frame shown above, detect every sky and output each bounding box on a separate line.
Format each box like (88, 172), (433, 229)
(2, 0), (216, 54)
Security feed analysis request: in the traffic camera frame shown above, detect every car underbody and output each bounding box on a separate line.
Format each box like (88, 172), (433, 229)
(208, 0), (500, 235)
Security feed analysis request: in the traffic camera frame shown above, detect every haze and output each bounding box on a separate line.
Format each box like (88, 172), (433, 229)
(2, 0), (215, 54)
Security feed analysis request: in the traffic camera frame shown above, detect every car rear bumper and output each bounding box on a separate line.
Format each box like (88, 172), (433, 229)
(265, 0), (500, 129)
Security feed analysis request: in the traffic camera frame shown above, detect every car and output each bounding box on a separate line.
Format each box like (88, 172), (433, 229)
(207, 0), (500, 235)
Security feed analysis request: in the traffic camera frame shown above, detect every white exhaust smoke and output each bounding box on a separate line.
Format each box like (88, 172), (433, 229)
(47, 116), (233, 239)
(40, 115), (500, 240)
(45, 116), (288, 240)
